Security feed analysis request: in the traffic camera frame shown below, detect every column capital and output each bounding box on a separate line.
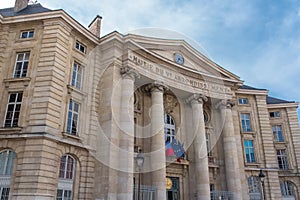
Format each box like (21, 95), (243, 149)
(185, 93), (208, 105)
(215, 99), (235, 110)
(120, 66), (140, 80)
(144, 81), (168, 93)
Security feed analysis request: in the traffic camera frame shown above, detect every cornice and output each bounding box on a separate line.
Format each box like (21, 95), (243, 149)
(0, 10), (100, 44)
(267, 102), (299, 109)
(236, 88), (269, 95)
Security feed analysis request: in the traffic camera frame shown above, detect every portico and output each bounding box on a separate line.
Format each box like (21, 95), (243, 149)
(108, 34), (244, 200)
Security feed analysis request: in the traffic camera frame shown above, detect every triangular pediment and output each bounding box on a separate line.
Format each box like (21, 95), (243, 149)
(124, 34), (242, 86)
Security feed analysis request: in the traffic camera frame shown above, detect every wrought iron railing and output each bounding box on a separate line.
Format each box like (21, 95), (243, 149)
(210, 191), (234, 200)
(249, 193), (262, 200)
(133, 185), (157, 200)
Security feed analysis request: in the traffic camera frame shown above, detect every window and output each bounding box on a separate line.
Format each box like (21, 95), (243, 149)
(247, 176), (261, 200)
(280, 181), (295, 197)
(206, 132), (212, 156)
(270, 111), (280, 118)
(71, 62), (83, 90)
(277, 149), (289, 170)
(0, 150), (16, 200)
(241, 113), (251, 132)
(164, 114), (175, 143)
(238, 98), (249, 105)
(59, 155), (75, 179)
(244, 140), (256, 163)
(57, 155), (75, 200)
(13, 52), (30, 78)
(4, 92), (23, 127)
(75, 41), (86, 53)
(66, 100), (80, 135)
(56, 189), (72, 200)
(273, 125), (284, 142)
(20, 30), (34, 38)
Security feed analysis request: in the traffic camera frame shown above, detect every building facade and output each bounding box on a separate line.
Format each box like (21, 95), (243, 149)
(0, 1), (300, 200)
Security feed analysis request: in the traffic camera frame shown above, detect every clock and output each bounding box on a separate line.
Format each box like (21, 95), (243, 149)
(174, 53), (184, 65)
(166, 177), (173, 189)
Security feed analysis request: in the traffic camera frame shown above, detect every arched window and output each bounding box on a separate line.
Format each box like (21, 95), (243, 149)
(164, 114), (176, 143)
(247, 176), (262, 200)
(57, 155), (76, 200)
(0, 149), (16, 199)
(281, 181), (295, 199)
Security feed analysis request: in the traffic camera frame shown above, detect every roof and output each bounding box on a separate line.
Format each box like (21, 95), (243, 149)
(240, 84), (267, 91)
(0, 3), (51, 17)
(267, 96), (295, 104)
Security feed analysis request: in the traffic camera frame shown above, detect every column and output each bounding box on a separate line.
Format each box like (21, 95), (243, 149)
(219, 100), (242, 200)
(186, 94), (210, 200)
(146, 81), (168, 200)
(117, 66), (140, 199)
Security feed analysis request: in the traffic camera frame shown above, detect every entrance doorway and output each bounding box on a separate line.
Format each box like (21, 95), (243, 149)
(166, 177), (180, 200)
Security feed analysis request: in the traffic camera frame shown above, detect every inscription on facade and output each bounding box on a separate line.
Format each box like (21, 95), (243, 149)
(129, 53), (231, 94)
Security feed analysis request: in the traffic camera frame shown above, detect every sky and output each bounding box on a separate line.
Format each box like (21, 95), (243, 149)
(1, 0), (300, 118)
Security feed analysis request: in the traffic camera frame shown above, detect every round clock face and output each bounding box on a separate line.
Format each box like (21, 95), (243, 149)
(174, 53), (184, 65)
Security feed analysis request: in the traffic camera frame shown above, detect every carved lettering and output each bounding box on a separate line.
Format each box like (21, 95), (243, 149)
(129, 53), (231, 94)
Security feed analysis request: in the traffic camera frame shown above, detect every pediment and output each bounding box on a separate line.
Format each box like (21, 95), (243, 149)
(124, 34), (242, 85)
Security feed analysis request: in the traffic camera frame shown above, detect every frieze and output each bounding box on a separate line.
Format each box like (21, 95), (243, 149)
(128, 53), (232, 95)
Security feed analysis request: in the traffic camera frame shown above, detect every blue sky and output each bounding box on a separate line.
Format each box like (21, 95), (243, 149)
(1, 0), (300, 118)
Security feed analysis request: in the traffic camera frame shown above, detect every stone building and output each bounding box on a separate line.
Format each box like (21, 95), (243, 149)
(0, 0), (300, 199)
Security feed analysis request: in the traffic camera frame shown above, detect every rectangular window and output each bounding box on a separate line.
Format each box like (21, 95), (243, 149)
(71, 62), (83, 89)
(13, 52), (30, 78)
(238, 98), (249, 105)
(277, 149), (289, 170)
(241, 113), (251, 132)
(20, 30), (34, 38)
(56, 189), (72, 200)
(75, 41), (86, 53)
(272, 125), (284, 142)
(244, 140), (256, 163)
(0, 187), (10, 200)
(4, 93), (23, 128)
(66, 100), (80, 135)
(270, 111), (280, 118)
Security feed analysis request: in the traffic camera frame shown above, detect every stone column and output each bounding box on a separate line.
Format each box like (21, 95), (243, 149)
(186, 94), (210, 200)
(146, 81), (168, 200)
(117, 66), (140, 199)
(219, 100), (242, 200)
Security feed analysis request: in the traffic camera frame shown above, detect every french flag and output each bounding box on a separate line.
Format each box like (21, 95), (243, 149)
(165, 141), (174, 157)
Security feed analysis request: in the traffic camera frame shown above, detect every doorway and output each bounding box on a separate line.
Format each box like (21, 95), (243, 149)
(166, 177), (180, 200)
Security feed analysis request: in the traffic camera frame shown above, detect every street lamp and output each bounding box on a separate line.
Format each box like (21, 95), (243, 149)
(259, 169), (266, 200)
(136, 149), (144, 200)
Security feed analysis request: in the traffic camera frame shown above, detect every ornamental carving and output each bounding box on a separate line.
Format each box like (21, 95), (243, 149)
(143, 81), (169, 93)
(120, 66), (140, 80)
(185, 93), (208, 105)
(164, 94), (178, 114)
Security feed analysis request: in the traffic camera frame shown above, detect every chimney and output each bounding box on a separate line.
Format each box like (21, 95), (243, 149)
(14, 0), (29, 12)
(88, 15), (102, 37)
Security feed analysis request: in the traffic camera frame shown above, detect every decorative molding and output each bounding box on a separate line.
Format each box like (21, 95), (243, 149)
(120, 66), (140, 80)
(164, 94), (178, 114)
(185, 93), (208, 105)
(215, 99), (235, 109)
(144, 81), (168, 93)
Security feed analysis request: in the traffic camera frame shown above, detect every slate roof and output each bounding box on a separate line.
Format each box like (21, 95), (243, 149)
(0, 3), (51, 17)
(266, 96), (295, 104)
(239, 84), (267, 91)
